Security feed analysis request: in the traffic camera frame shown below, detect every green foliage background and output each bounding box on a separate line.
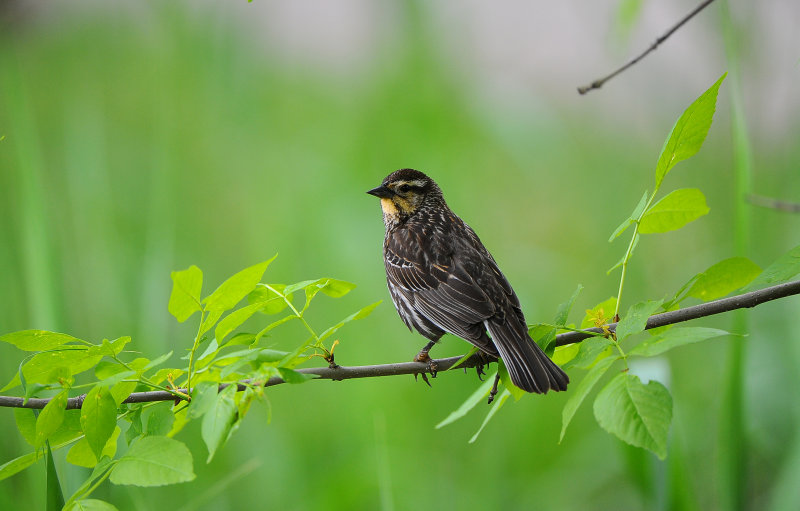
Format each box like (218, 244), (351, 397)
(0, 2), (798, 509)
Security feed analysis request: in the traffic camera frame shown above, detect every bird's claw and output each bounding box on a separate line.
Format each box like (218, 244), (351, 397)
(413, 350), (438, 387)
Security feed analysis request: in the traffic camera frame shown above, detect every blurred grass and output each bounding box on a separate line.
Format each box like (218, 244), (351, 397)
(0, 3), (798, 510)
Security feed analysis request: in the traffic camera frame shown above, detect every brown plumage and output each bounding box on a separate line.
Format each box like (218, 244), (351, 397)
(367, 169), (569, 394)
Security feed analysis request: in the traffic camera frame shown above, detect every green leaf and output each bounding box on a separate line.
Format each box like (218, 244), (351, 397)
(80, 385), (118, 459)
(686, 257), (762, 301)
(248, 284), (290, 315)
(110, 436), (195, 486)
(554, 284), (583, 326)
(435, 375), (496, 429)
(563, 337), (613, 370)
(639, 188), (709, 234)
(215, 301), (268, 344)
(201, 384), (239, 463)
(630, 327), (731, 357)
(46, 441), (65, 511)
(48, 410), (83, 445)
(0, 451), (39, 482)
(36, 390), (69, 448)
(203, 257), (275, 312)
(552, 343), (579, 366)
(0, 330), (83, 351)
(14, 408), (37, 446)
(581, 297), (617, 329)
(593, 373), (673, 459)
(469, 389), (511, 444)
(529, 324), (556, 355)
(187, 381), (219, 420)
(609, 191), (649, 242)
(65, 499), (119, 511)
(168, 265), (203, 322)
(497, 359), (526, 401)
(199, 310), (223, 336)
(318, 301), (382, 342)
(66, 427), (120, 468)
(746, 244), (800, 289)
(615, 300), (662, 341)
(145, 403), (175, 436)
(276, 368), (317, 384)
(655, 73), (727, 189)
(4, 349), (103, 391)
(560, 355), (617, 442)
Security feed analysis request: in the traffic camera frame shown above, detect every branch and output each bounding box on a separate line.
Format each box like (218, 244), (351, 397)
(2, 279), (799, 410)
(577, 0), (717, 95)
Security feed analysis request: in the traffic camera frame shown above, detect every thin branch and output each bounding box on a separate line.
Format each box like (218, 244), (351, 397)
(577, 0), (717, 95)
(747, 194), (800, 214)
(2, 279), (799, 410)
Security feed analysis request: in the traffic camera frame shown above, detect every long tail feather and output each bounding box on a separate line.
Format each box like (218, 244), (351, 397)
(484, 318), (569, 394)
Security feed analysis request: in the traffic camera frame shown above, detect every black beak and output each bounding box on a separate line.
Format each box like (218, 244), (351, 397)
(366, 185), (395, 199)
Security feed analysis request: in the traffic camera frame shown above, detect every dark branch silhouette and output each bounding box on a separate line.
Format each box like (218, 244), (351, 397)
(577, 0), (717, 95)
(1, 279), (798, 410)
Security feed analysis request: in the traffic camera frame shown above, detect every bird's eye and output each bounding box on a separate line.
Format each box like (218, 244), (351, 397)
(399, 184), (411, 193)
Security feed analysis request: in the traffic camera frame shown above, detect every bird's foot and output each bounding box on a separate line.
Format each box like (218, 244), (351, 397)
(413, 350), (439, 387)
(487, 373), (501, 404)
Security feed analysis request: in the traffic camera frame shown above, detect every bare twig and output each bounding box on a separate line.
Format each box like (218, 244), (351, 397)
(2, 279), (799, 410)
(747, 194), (800, 214)
(577, 0), (717, 95)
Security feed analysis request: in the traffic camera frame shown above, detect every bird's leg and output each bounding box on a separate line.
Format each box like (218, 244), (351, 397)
(487, 373), (501, 404)
(470, 351), (498, 382)
(413, 340), (439, 386)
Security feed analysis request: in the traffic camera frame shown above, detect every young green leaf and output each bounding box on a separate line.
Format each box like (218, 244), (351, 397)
(746, 244), (800, 290)
(249, 283), (291, 313)
(145, 403), (175, 437)
(469, 389), (511, 444)
(276, 368), (317, 384)
(109, 436), (195, 486)
(655, 73), (727, 189)
(435, 375), (496, 429)
(563, 337), (613, 370)
(581, 297), (617, 329)
(187, 381), (219, 420)
(46, 441), (65, 511)
(64, 499), (119, 511)
(638, 188), (709, 234)
(615, 300), (663, 341)
(201, 384), (238, 463)
(4, 349), (103, 391)
(0, 451), (40, 482)
(630, 327), (731, 357)
(560, 355), (617, 442)
(0, 330), (83, 351)
(80, 385), (118, 460)
(529, 324), (556, 354)
(687, 257), (761, 301)
(14, 408), (37, 446)
(203, 257), (276, 312)
(214, 301), (269, 344)
(593, 373), (672, 459)
(554, 284), (583, 326)
(609, 191), (649, 242)
(35, 390), (69, 448)
(66, 427), (120, 468)
(168, 265), (203, 322)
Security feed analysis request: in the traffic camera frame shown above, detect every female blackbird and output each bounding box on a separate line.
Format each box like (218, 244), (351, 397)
(367, 169), (569, 394)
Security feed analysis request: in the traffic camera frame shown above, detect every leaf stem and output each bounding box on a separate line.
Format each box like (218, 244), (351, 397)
(262, 284), (320, 344)
(186, 310), (208, 398)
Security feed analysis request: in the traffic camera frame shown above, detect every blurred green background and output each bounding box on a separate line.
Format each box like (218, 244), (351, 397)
(1, 1), (799, 509)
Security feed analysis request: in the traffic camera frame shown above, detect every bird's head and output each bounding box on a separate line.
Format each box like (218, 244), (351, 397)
(367, 169), (443, 225)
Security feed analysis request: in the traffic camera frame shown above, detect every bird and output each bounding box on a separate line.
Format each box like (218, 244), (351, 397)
(367, 168), (569, 394)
